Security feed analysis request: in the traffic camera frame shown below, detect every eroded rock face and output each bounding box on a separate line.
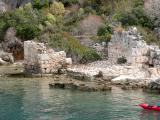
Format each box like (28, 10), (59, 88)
(24, 41), (72, 74)
(3, 27), (24, 60)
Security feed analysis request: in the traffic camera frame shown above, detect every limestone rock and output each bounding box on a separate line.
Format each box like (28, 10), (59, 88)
(0, 51), (14, 63)
(66, 58), (72, 65)
(0, 58), (8, 65)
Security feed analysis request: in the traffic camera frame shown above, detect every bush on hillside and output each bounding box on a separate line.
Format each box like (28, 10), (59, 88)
(97, 24), (112, 42)
(16, 24), (40, 40)
(0, 18), (8, 41)
(49, 33), (101, 63)
(60, 0), (79, 7)
(137, 26), (159, 46)
(32, 0), (52, 9)
(97, 24), (112, 36)
(50, 2), (65, 16)
(117, 7), (153, 29)
(117, 57), (127, 64)
(65, 34), (101, 63)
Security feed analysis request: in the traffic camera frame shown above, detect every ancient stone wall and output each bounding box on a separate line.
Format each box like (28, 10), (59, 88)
(24, 41), (72, 74)
(108, 27), (150, 65)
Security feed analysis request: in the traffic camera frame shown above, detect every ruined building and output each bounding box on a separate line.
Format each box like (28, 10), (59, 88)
(24, 41), (72, 75)
(108, 27), (160, 68)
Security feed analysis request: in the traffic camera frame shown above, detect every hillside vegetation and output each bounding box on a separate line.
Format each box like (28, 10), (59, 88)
(0, 0), (159, 62)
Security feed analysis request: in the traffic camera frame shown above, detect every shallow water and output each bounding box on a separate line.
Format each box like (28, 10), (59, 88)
(0, 77), (160, 120)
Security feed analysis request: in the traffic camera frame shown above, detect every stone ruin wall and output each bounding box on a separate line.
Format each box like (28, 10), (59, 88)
(24, 41), (72, 74)
(107, 27), (160, 78)
(108, 28), (149, 65)
(108, 27), (160, 67)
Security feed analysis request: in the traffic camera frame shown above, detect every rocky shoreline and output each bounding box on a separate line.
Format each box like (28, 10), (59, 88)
(49, 75), (112, 92)
(0, 27), (160, 93)
(48, 74), (154, 92)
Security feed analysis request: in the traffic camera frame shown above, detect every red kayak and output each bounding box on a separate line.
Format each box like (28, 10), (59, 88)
(139, 103), (160, 111)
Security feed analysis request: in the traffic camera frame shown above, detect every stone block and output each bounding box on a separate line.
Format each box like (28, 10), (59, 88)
(66, 58), (72, 65)
(37, 54), (50, 61)
(46, 68), (51, 74)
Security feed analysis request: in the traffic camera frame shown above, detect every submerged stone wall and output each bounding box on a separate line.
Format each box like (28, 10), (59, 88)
(24, 41), (72, 74)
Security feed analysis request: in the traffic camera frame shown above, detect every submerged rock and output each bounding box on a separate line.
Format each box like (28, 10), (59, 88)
(49, 75), (112, 92)
(148, 78), (160, 90)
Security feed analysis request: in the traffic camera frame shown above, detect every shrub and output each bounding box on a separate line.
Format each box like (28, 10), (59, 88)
(137, 26), (160, 46)
(132, 7), (153, 29)
(32, 0), (51, 9)
(60, 0), (79, 6)
(32, 0), (42, 9)
(16, 24), (40, 40)
(50, 32), (101, 63)
(97, 24), (112, 36)
(50, 2), (65, 16)
(65, 35), (101, 63)
(115, 1), (154, 29)
(0, 18), (8, 41)
(117, 11), (138, 26)
(46, 13), (56, 24)
(97, 24), (112, 42)
(133, 0), (144, 7)
(117, 57), (127, 64)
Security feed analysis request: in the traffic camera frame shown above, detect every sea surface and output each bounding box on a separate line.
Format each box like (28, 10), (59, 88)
(0, 77), (160, 120)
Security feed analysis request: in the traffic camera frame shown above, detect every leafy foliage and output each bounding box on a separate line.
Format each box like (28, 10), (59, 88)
(117, 7), (153, 29)
(59, 0), (78, 6)
(137, 26), (160, 46)
(0, 16), (8, 41)
(97, 24), (113, 42)
(16, 24), (40, 40)
(50, 2), (65, 16)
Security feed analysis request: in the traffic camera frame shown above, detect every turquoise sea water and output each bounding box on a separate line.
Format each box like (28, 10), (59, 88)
(0, 77), (160, 120)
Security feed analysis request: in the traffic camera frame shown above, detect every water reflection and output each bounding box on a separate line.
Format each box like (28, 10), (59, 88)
(140, 110), (160, 120)
(0, 78), (26, 120)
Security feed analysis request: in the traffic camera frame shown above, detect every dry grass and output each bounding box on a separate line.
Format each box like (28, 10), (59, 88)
(114, 25), (124, 33)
